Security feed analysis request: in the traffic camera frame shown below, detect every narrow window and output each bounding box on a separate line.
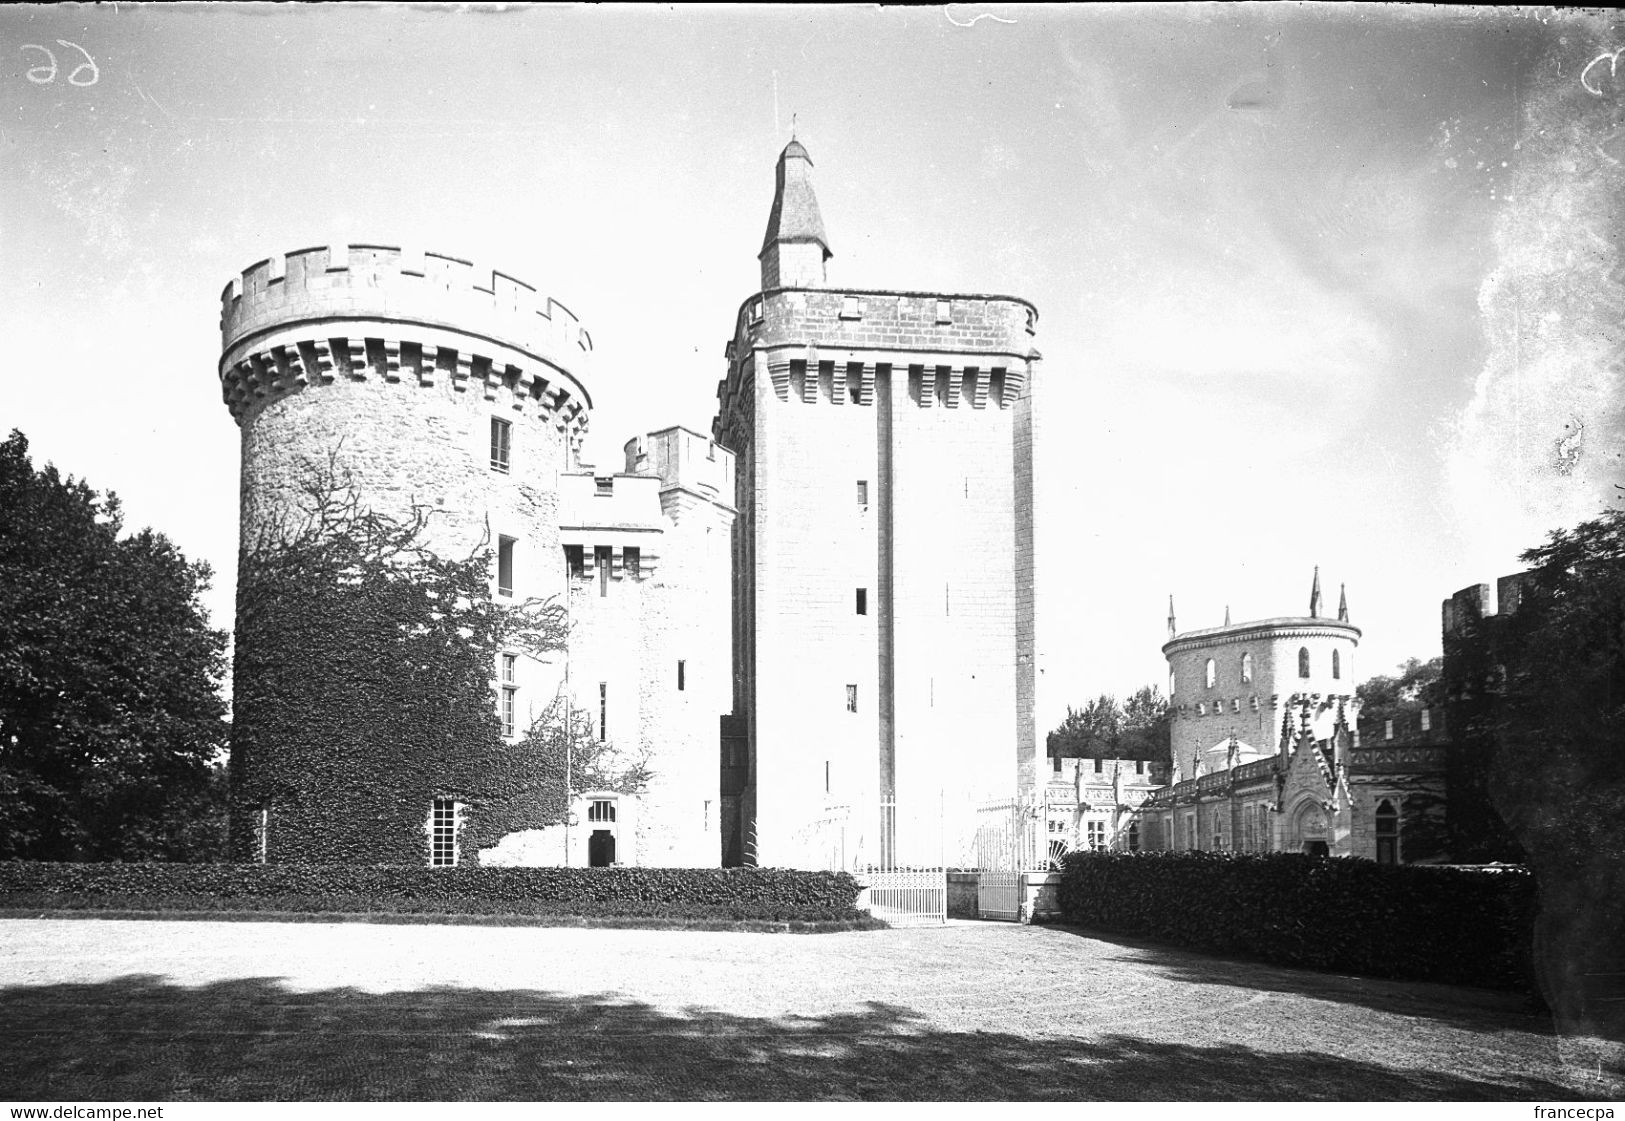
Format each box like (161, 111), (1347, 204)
(1093, 758), (1103, 774)
(430, 799), (458, 867)
(1375, 799), (1399, 865)
(1298, 647), (1311, 678)
(1087, 820), (1106, 851)
(1241, 652), (1253, 684)
(596, 545), (611, 597)
(500, 653), (518, 738)
(565, 544), (584, 578)
(855, 587), (867, 615)
(1052, 755), (1062, 775)
(677, 659), (686, 691)
(256, 805), (269, 864)
(1136, 760), (1145, 775)
(625, 546), (641, 578)
(1205, 658), (1216, 688)
(598, 681), (607, 741)
(490, 417), (511, 473)
(846, 684), (858, 713)
(945, 583), (950, 616)
(497, 536), (515, 597)
(1332, 649), (1342, 679)
(1384, 719), (1394, 741)
(1127, 822), (1140, 853)
(825, 760), (831, 794)
(1420, 708), (1431, 732)
(856, 480), (869, 506)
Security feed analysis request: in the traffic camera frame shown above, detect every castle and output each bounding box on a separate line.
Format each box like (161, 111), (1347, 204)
(1129, 572), (1453, 862)
(713, 141), (1043, 867)
(219, 142), (1042, 868)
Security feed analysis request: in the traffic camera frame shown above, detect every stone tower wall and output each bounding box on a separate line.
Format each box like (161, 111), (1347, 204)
(1165, 618), (1360, 776)
(716, 286), (1041, 867)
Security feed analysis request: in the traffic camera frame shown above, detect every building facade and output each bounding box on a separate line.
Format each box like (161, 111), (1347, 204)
(712, 142), (1045, 867)
(1137, 574), (1449, 862)
(219, 245), (733, 866)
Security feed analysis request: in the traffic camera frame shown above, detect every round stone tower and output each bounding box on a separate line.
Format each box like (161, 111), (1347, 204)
(219, 244), (597, 864)
(220, 244), (593, 562)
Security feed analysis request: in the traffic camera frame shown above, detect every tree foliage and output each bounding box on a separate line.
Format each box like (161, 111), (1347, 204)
(230, 456), (607, 864)
(1048, 685), (1170, 762)
(1355, 656), (1443, 730)
(0, 431), (229, 861)
(1485, 507), (1625, 1037)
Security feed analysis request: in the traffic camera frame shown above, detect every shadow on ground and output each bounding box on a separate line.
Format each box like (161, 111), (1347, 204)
(0, 974), (1580, 1101)
(1040, 922), (1556, 1035)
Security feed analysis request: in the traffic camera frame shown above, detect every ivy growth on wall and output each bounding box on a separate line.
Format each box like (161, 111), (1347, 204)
(231, 455), (601, 865)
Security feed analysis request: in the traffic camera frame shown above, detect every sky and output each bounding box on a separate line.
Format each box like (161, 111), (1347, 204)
(2, 4), (1622, 730)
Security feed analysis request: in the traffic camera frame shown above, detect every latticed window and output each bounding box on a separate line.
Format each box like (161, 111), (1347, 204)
(490, 417), (511, 473)
(1087, 820), (1106, 851)
(430, 799), (459, 867)
(255, 805), (269, 864)
(846, 684), (858, 713)
(500, 654), (518, 738)
(588, 799), (616, 823)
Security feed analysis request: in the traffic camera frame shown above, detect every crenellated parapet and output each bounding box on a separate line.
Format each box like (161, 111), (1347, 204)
(714, 286), (1039, 435)
(218, 245), (593, 444)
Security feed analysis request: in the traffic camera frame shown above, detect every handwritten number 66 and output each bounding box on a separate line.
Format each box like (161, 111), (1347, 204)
(21, 41), (99, 86)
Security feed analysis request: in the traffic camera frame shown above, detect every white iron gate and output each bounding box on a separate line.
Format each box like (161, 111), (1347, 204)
(790, 797), (946, 926)
(971, 795), (1049, 922)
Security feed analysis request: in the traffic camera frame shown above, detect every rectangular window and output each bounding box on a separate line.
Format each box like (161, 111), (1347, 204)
(596, 545), (611, 597)
(490, 417), (511, 473)
(497, 536), (515, 597)
(1093, 758), (1103, 774)
(846, 684), (858, 713)
(825, 760), (830, 794)
(856, 480), (869, 506)
(625, 547), (641, 578)
(500, 654), (517, 737)
(677, 659), (686, 691)
(256, 806), (268, 864)
(1420, 708), (1432, 731)
(565, 544), (584, 578)
(588, 799), (616, 822)
(594, 476), (614, 497)
(855, 587), (867, 615)
(598, 682), (607, 741)
(935, 299), (952, 324)
(1087, 821), (1106, 851)
(1052, 755), (1062, 775)
(1384, 719), (1394, 741)
(430, 799), (458, 867)
(1136, 760), (1146, 775)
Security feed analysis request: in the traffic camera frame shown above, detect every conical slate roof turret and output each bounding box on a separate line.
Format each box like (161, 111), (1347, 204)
(761, 141), (831, 259)
(759, 140), (832, 289)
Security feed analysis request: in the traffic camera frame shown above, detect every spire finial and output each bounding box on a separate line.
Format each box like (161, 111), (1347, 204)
(791, 112), (797, 140)
(1167, 595), (1177, 639)
(1309, 565), (1323, 617)
(1337, 582), (1349, 623)
(1223, 604), (1231, 626)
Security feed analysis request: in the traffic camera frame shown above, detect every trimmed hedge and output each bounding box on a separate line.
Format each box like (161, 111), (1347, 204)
(1057, 851), (1538, 992)
(0, 863), (865, 924)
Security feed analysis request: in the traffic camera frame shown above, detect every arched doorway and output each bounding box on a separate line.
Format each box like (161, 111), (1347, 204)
(1291, 799), (1330, 855)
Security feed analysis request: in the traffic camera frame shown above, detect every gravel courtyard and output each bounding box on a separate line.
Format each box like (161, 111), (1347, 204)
(0, 916), (1612, 1101)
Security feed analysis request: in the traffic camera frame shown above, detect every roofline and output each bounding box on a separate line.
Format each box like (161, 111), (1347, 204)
(734, 286), (1040, 331)
(1163, 616), (1362, 655)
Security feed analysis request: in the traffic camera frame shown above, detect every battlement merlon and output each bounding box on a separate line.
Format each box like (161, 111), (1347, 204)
(219, 245), (593, 391)
(1441, 572), (1533, 637)
(713, 287), (1040, 424)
